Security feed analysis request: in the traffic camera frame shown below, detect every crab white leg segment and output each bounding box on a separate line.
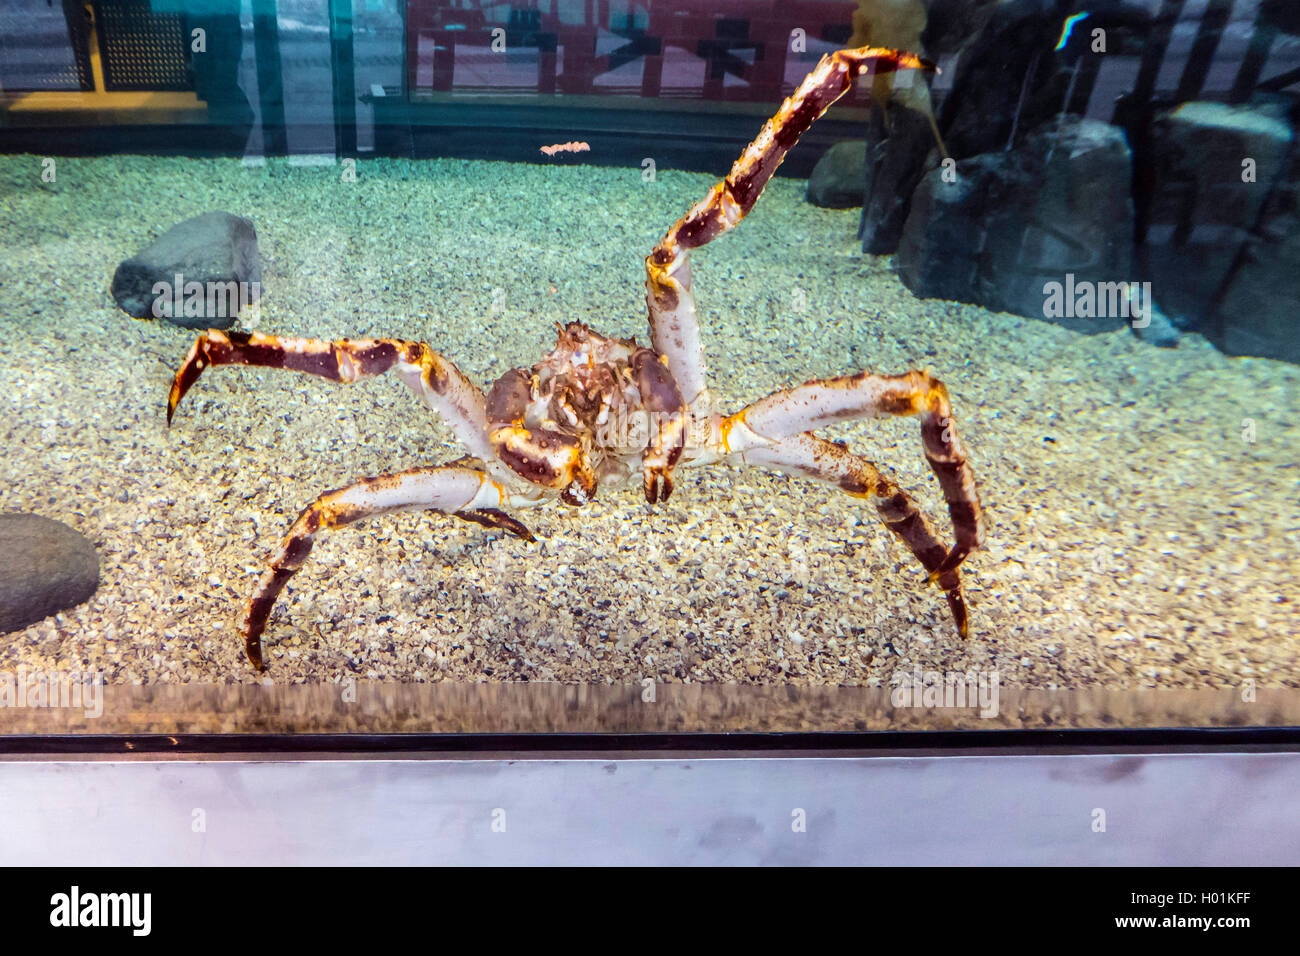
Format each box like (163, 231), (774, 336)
(168, 330), (496, 461)
(645, 46), (935, 410)
(243, 466), (532, 669)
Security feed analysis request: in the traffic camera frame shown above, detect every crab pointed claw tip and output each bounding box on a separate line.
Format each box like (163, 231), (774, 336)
(856, 47), (936, 75)
(643, 467), (674, 505)
(944, 589), (970, 639)
(955, 613), (970, 639)
(243, 607), (270, 670)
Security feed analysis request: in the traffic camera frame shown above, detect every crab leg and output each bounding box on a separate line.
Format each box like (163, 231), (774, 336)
(719, 368), (983, 634)
(631, 348), (688, 504)
(241, 465), (533, 670)
(732, 431), (973, 636)
(167, 330), (495, 461)
(726, 369), (982, 565)
(645, 46), (935, 408)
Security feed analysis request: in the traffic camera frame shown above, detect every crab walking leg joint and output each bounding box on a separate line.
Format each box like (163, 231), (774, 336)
(242, 467), (532, 670)
(645, 46), (935, 410)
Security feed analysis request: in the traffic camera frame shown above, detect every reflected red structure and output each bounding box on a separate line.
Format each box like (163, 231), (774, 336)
(404, 0), (868, 104)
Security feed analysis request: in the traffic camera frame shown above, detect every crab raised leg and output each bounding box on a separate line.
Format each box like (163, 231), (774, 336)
(242, 465), (532, 669)
(719, 369), (983, 635)
(645, 46), (935, 409)
(168, 330), (495, 461)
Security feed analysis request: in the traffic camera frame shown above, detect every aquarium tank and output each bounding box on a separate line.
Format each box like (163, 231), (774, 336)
(0, 0), (1295, 737)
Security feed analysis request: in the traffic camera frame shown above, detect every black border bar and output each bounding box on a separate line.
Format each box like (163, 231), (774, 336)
(2, 726), (1299, 755)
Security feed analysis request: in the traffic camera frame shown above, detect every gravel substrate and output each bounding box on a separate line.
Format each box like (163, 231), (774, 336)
(0, 153), (1296, 695)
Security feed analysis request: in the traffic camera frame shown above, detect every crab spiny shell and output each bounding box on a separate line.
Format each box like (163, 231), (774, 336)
(529, 322), (669, 456)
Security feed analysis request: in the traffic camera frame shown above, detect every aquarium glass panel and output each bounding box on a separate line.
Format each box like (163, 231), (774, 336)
(0, 0), (1296, 735)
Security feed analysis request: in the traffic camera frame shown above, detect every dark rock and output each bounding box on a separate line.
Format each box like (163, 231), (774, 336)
(1130, 298), (1181, 348)
(1260, 0), (1300, 36)
(806, 141), (866, 208)
(1142, 99), (1294, 340)
(933, 1), (1156, 160)
(897, 116), (1138, 333)
(1213, 134), (1300, 363)
(921, 0), (1000, 57)
(860, 101), (938, 254)
(111, 211), (261, 329)
(0, 514), (99, 633)
(896, 150), (1034, 304)
(865, 1), (1157, 258)
(934, 0), (1073, 160)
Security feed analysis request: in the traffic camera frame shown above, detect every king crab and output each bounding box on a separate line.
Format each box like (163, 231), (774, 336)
(167, 46), (984, 671)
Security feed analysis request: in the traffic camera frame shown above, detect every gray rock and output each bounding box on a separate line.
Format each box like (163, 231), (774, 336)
(1143, 99), (1293, 334)
(896, 150), (1033, 305)
(111, 211), (261, 329)
(897, 117), (1136, 333)
(861, 102), (937, 254)
(806, 141), (866, 209)
(936, 1), (1155, 159)
(1130, 298), (1182, 349)
(1214, 142), (1300, 364)
(0, 514), (99, 633)
(1261, 0), (1300, 35)
(922, 0), (1000, 57)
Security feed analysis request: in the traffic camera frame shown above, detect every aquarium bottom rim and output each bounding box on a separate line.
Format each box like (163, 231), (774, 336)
(0, 727), (1299, 757)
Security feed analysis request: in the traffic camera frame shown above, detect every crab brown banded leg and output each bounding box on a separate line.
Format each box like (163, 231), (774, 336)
(167, 330), (496, 461)
(242, 466), (532, 670)
(733, 432), (974, 637)
(645, 46), (935, 408)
